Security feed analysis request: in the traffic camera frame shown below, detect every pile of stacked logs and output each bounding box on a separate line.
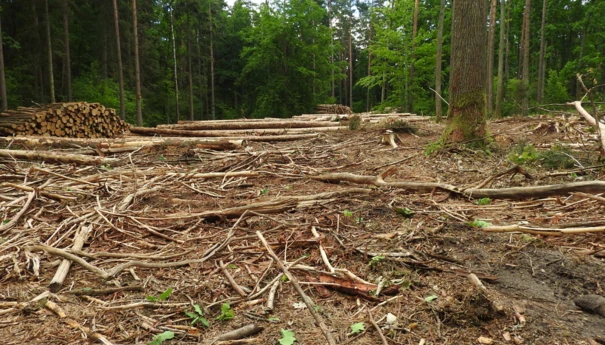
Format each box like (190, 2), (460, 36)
(0, 102), (130, 138)
(316, 104), (352, 114)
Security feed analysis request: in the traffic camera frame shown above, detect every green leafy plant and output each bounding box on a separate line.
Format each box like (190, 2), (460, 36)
(424, 295), (438, 303)
(158, 156), (166, 161)
(215, 303), (234, 320)
(260, 188), (269, 195)
(227, 263), (237, 269)
(279, 329), (297, 345)
(350, 322), (365, 334)
(394, 207), (415, 218)
(368, 255), (385, 267)
(185, 304), (210, 327)
(146, 288), (173, 302)
(343, 210), (353, 217)
(468, 219), (493, 228)
(508, 144), (539, 165)
(476, 198), (491, 205)
(149, 331), (174, 345)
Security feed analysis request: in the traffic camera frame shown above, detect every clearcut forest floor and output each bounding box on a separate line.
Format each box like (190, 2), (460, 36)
(1, 115), (605, 345)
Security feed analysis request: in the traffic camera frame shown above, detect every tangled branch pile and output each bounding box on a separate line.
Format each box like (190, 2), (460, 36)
(0, 102), (130, 138)
(315, 104), (352, 114)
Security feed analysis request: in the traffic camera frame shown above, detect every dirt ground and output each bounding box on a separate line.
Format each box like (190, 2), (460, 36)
(1, 115), (605, 345)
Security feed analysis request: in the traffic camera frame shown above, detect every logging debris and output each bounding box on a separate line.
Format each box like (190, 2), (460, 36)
(0, 102), (130, 138)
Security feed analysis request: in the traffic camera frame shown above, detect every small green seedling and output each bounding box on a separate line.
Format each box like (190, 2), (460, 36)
(279, 329), (297, 345)
(424, 295), (438, 303)
(146, 287), (173, 302)
(350, 322), (365, 334)
(149, 331), (174, 345)
(343, 210), (353, 217)
(394, 207), (415, 218)
(158, 156), (166, 161)
(227, 263), (237, 269)
(281, 275), (289, 282)
(476, 198), (491, 205)
(185, 304), (209, 327)
(215, 303), (234, 320)
(468, 219), (492, 228)
(368, 255), (385, 267)
(260, 188), (269, 195)
(2, 220), (10, 225)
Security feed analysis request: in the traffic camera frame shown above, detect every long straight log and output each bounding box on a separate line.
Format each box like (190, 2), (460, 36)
(309, 171), (605, 200)
(157, 120), (342, 130)
(0, 149), (120, 165)
(568, 101), (605, 151)
(129, 127), (319, 141)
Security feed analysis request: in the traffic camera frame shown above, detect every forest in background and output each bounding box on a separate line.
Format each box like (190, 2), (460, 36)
(0, 0), (603, 126)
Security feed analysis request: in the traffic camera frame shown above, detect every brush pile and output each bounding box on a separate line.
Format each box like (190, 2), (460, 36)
(315, 104), (352, 114)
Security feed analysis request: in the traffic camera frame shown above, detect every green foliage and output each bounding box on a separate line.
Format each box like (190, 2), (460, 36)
(146, 288), (173, 302)
(349, 322), (365, 334)
(424, 295), (438, 303)
(149, 331), (175, 345)
(343, 210), (353, 217)
(468, 220), (492, 228)
(394, 207), (415, 218)
(185, 304), (210, 327)
(476, 198), (491, 206)
(279, 329), (297, 345)
(509, 143), (578, 170)
(348, 115), (362, 130)
(544, 70), (570, 104)
(368, 255), (385, 267)
(215, 303), (234, 320)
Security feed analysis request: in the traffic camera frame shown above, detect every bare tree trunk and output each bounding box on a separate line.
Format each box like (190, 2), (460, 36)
(0, 15), (7, 111)
(435, 0), (446, 122)
(486, 0), (497, 116)
(112, 0), (126, 120)
(505, 1), (511, 81)
(328, 0), (334, 100)
(196, 29), (205, 120)
(536, 0), (547, 104)
(366, 23), (372, 112)
(132, 0), (142, 126)
(62, 0), (72, 102)
(441, 0), (488, 144)
(169, 7), (180, 122)
(209, 1), (216, 120)
(187, 14), (194, 121)
(33, 2), (44, 101)
(348, 27), (353, 109)
(101, 28), (108, 79)
(495, 0), (507, 118)
(409, 0), (419, 112)
(44, 0), (56, 103)
(521, 0), (530, 116)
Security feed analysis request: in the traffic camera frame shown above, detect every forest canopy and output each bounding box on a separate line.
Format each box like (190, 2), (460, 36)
(0, 0), (603, 126)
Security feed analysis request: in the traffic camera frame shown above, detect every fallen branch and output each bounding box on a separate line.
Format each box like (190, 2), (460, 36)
(568, 100), (605, 151)
(482, 224), (605, 236)
(0, 149), (120, 165)
(214, 324), (264, 342)
(309, 169), (605, 200)
(0, 191), (35, 233)
(256, 231), (337, 345)
(129, 127), (320, 141)
(49, 225), (92, 292)
(43, 299), (114, 345)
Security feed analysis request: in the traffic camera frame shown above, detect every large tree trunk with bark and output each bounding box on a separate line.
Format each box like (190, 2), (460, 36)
(112, 0), (126, 120)
(441, 0), (488, 145)
(537, 0), (547, 104)
(0, 15), (7, 111)
(434, 0), (446, 122)
(209, 1), (216, 120)
(521, 0), (531, 116)
(495, 0), (507, 118)
(409, 0), (419, 112)
(44, 0), (55, 104)
(169, 7), (180, 122)
(132, 0), (142, 126)
(486, 0), (497, 116)
(62, 0), (72, 102)
(187, 14), (194, 121)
